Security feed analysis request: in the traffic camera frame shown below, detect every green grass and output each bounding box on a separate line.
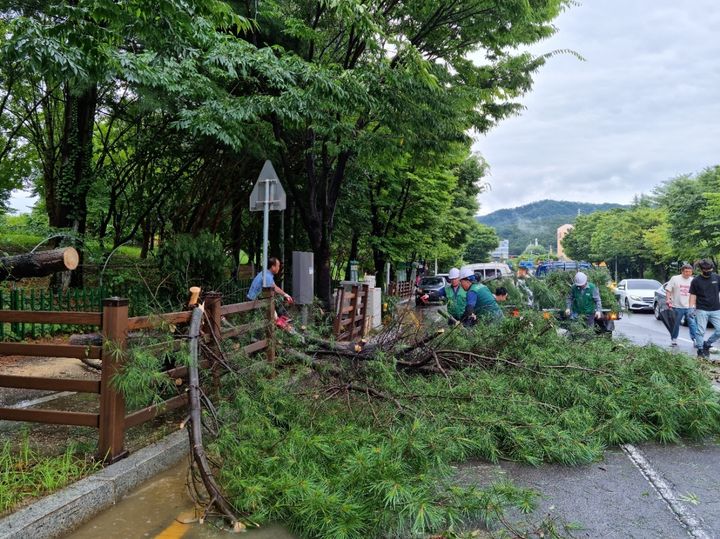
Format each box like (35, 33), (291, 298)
(0, 433), (100, 514)
(0, 233), (46, 254)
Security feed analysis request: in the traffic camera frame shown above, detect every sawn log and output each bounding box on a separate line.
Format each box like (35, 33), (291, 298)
(0, 247), (79, 281)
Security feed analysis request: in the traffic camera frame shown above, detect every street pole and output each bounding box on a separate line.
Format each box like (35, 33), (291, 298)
(262, 179), (271, 287)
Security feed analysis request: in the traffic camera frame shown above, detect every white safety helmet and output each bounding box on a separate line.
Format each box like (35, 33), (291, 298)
(459, 267), (475, 280)
(573, 271), (588, 287)
(448, 267), (460, 280)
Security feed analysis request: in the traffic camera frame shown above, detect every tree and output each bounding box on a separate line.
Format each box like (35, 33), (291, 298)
(246, 0), (570, 305)
(464, 224), (498, 263)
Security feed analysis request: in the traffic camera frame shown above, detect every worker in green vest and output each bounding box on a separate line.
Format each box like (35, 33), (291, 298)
(422, 267), (466, 324)
(565, 271), (602, 326)
(458, 268), (503, 324)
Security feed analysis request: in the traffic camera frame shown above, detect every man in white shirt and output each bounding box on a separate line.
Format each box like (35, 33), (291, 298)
(665, 263), (696, 346)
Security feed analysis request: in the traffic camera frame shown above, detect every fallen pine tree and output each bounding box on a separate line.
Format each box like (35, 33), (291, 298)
(197, 312), (720, 537)
(113, 306), (720, 537)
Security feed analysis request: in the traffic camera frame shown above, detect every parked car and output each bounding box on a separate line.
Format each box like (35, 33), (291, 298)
(415, 274), (447, 305)
(615, 279), (662, 312)
(461, 263), (512, 282)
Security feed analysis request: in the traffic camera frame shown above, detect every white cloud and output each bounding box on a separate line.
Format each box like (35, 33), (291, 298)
(474, 0), (720, 215)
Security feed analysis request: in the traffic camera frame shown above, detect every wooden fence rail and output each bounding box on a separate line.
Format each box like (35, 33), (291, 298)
(0, 279), (255, 340)
(0, 289), (275, 462)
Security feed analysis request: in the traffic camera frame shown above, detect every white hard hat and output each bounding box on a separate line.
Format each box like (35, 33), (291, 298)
(448, 268), (460, 280)
(459, 267), (475, 280)
(574, 272), (588, 286)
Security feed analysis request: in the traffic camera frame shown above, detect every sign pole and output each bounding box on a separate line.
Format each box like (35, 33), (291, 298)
(262, 179), (271, 287)
(250, 160), (287, 288)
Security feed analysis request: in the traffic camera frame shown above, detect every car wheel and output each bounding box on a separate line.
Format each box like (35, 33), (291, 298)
(654, 302), (661, 320)
(625, 298), (632, 312)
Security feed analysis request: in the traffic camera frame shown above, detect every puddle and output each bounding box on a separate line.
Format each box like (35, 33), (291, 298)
(68, 462), (297, 538)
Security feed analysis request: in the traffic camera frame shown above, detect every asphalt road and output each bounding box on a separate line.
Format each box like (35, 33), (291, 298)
(614, 308), (719, 356)
(425, 305), (720, 538)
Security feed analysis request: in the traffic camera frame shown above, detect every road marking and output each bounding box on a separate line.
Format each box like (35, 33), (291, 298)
(621, 444), (710, 539)
(154, 519), (190, 538)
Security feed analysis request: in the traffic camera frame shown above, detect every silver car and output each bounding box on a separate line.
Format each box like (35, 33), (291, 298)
(615, 279), (662, 312)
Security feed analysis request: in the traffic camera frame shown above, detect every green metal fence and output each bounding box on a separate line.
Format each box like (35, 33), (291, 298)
(0, 281), (254, 341)
(0, 285), (147, 340)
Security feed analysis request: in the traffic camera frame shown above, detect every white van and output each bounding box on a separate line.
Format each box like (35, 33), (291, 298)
(461, 263), (513, 282)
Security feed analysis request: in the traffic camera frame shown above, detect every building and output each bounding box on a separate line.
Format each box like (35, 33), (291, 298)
(490, 239), (509, 261)
(556, 224), (574, 260)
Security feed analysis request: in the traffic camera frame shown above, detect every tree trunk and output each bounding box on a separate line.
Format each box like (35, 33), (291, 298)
(0, 248), (79, 282)
(51, 83), (97, 287)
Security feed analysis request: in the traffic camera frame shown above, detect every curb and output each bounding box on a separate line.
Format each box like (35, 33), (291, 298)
(0, 430), (189, 539)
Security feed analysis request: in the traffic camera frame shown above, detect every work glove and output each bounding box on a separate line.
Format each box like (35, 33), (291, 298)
(594, 311), (603, 320)
(564, 308), (571, 317)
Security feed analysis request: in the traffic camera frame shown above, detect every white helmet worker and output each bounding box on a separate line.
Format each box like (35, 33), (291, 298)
(459, 267), (475, 280)
(447, 268), (460, 280)
(573, 271), (588, 287)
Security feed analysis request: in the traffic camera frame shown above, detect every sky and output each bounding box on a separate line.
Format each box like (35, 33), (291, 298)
(474, 0), (720, 215)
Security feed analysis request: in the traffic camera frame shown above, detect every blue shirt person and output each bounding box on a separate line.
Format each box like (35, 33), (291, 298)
(247, 257), (293, 305)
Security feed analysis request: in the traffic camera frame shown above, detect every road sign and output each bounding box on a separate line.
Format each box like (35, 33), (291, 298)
(249, 160), (286, 211)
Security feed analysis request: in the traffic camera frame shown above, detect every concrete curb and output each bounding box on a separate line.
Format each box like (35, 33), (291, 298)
(0, 430), (189, 539)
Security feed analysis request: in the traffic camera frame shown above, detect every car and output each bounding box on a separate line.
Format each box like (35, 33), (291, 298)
(415, 274), (448, 305)
(615, 278), (662, 312)
(461, 263), (512, 282)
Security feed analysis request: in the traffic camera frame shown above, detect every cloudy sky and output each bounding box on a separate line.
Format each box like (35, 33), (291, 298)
(474, 0), (720, 215)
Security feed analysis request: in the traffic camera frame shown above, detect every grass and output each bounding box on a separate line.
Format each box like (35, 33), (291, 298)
(0, 432), (100, 514)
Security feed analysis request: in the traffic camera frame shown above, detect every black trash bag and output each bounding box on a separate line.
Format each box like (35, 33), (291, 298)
(659, 308), (677, 335)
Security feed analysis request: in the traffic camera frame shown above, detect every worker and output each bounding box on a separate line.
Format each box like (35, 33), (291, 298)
(422, 267), (466, 324)
(565, 271), (602, 326)
(458, 268), (503, 324)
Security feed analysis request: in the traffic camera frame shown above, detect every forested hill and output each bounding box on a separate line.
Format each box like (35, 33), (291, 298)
(477, 200), (624, 255)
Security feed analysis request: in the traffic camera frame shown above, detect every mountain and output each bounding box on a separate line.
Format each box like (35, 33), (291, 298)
(477, 200), (624, 256)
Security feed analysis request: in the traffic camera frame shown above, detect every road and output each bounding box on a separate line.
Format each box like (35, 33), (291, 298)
(426, 306), (720, 537)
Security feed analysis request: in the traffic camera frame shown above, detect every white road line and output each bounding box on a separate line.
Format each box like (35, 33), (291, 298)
(621, 444), (711, 539)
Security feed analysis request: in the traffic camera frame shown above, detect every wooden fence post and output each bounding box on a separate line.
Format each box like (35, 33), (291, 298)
(98, 297), (129, 463)
(204, 291), (223, 390)
(264, 288), (275, 362)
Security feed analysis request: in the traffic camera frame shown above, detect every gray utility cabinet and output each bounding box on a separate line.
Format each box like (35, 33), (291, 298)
(292, 251), (314, 305)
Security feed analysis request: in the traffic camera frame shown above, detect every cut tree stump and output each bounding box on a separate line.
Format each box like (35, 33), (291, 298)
(0, 247), (79, 281)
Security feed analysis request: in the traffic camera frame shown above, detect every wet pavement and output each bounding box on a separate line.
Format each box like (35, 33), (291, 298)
(68, 462), (297, 539)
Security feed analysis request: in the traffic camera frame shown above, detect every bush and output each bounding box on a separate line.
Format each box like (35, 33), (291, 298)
(156, 232), (229, 298)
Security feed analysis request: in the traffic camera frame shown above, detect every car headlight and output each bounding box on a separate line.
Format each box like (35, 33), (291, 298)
(629, 295), (642, 301)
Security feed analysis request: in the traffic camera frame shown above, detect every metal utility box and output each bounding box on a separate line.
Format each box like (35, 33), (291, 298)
(292, 251), (314, 304)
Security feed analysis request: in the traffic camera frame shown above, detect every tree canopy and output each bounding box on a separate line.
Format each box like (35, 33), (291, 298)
(1, 0), (572, 301)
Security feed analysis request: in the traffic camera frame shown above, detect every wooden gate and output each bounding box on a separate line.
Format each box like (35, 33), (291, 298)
(333, 284), (369, 341)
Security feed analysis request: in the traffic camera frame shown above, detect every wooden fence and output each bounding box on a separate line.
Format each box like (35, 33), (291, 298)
(388, 281), (413, 298)
(0, 290), (274, 462)
(333, 284), (369, 341)
(0, 280), (253, 340)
